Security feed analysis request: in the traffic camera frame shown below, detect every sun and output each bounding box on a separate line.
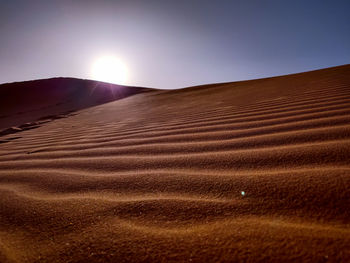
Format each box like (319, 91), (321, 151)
(91, 56), (128, 85)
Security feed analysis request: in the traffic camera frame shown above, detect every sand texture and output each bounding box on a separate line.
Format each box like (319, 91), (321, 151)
(0, 65), (350, 262)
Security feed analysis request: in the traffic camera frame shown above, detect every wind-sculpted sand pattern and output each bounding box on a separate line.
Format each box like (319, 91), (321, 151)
(0, 65), (350, 262)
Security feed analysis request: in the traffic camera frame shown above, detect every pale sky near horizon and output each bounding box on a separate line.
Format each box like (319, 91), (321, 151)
(0, 0), (349, 89)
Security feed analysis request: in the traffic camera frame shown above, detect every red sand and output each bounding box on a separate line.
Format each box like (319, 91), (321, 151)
(0, 65), (349, 262)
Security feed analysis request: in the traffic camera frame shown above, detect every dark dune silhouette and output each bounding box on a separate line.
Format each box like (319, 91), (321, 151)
(0, 65), (349, 262)
(0, 77), (149, 130)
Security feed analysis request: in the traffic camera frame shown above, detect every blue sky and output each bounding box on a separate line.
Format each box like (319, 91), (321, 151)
(0, 0), (349, 89)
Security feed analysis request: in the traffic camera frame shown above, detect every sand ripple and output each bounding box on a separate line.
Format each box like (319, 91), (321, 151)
(0, 65), (350, 262)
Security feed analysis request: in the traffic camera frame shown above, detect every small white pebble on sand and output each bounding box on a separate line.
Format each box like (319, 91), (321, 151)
(241, 191), (245, 196)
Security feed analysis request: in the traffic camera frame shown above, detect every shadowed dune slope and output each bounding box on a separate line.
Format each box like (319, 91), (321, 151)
(0, 64), (350, 262)
(0, 77), (150, 130)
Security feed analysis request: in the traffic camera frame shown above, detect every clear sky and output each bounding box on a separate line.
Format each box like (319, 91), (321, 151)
(0, 0), (349, 89)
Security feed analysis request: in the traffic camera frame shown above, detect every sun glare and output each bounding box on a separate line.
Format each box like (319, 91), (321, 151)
(91, 56), (128, 85)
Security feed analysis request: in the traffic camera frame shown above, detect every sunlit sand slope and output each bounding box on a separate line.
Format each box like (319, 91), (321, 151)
(0, 65), (349, 262)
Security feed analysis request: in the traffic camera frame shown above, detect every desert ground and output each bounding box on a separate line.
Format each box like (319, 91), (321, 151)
(0, 65), (349, 262)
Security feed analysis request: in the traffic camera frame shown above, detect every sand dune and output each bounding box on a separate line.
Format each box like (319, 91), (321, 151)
(0, 77), (149, 132)
(0, 65), (350, 262)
